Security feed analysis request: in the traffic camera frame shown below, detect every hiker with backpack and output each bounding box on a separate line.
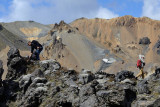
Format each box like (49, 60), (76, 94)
(28, 40), (43, 60)
(136, 55), (145, 79)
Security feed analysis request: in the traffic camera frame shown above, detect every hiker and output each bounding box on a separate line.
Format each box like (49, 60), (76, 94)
(136, 55), (145, 79)
(28, 40), (43, 60)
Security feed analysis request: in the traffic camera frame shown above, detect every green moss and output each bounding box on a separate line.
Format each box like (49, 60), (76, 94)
(40, 96), (58, 107)
(153, 92), (160, 98)
(8, 101), (19, 107)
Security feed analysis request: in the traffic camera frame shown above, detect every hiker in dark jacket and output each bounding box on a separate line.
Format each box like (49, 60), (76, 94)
(28, 40), (43, 60)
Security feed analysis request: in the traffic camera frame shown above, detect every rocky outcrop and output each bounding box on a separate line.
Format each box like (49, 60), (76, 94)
(115, 70), (135, 82)
(18, 76), (48, 107)
(0, 48), (27, 106)
(0, 24), (3, 31)
(114, 15), (137, 27)
(6, 48), (27, 80)
(139, 37), (151, 45)
(3, 58), (137, 107)
(78, 69), (95, 84)
(0, 60), (4, 81)
(132, 69), (160, 106)
(1, 48), (160, 107)
(48, 20), (79, 38)
(154, 39), (160, 55)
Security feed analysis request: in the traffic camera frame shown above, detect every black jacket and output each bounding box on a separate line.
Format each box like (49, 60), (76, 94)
(31, 40), (42, 53)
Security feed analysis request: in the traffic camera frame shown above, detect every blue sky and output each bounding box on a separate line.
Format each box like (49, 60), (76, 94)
(0, 0), (159, 24)
(98, 0), (143, 17)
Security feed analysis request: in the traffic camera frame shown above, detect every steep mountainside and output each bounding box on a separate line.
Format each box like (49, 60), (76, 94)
(40, 21), (111, 72)
(1, 21), (51, 41)
(0, 24), (29, 50)
(71, 16), (160, 73)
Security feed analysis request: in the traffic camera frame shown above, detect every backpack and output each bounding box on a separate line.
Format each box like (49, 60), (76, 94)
(137, 59), (141, 68)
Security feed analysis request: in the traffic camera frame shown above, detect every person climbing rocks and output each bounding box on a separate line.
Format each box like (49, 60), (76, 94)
(28, 40), (43, 60)
(136, 55), (145, 79)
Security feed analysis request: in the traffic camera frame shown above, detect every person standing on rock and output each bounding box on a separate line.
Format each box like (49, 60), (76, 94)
(28, 40), (43, 60)
(136, 55), (145, 79)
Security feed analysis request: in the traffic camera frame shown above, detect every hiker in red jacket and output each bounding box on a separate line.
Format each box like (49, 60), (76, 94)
(136, 55), (145, 79)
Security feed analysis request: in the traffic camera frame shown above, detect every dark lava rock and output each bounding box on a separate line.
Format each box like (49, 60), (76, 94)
(0, 24), (3, 30)
(154, 39), (160, 55)
(157, 49), (160, 55)
(154, 39), (160, 49)
(0, 60), (4, 80)
(19, 86), (48, 107)
(19, 74), (32, 93)
(7, 48), (20, 59)
(40, 60), (61, 72)
(6, 48), (27, 80)
(31, 69), (44, 79)
(79, 70), (95, 84)
(115, 70), (135, 82)
(3, 80), (19, 101)
(139, 37), (151, 45)
(52, 86), (60, 96)
(137, 80), (150, 94)
(155, 68), (160, 75)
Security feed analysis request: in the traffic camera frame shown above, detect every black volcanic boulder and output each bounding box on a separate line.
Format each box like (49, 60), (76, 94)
(6, 48), (27, 80)
(0, 60), (4, 80)
(154, 39), (160, 49)
(7, 48), (20, 59)
(79, 69), (95, 84)
(137, 80), (150, 94)
(115, 70), (135, 82)
(139, 37), (151, 45)
(154, 68), (160, 78)
(39, 60), (61, 73)
(0, 24), (3, 30)
(154, 39), (160, 55)
(18, 76), (48, 107)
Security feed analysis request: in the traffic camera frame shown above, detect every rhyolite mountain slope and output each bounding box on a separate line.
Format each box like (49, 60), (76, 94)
(1, 21), (51, 41)
(0, 24), (29, 50)
(71, 15), (160, 74)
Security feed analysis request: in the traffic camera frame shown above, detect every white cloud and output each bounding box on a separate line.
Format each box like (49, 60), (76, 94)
(0, 0), (118, 24)
(142, 0), (160, 20)
(96, 7), (119, 19)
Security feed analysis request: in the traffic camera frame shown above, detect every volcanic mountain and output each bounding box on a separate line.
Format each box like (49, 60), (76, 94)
(1, 16), (160, 107)
(1, 16), (160, 78)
